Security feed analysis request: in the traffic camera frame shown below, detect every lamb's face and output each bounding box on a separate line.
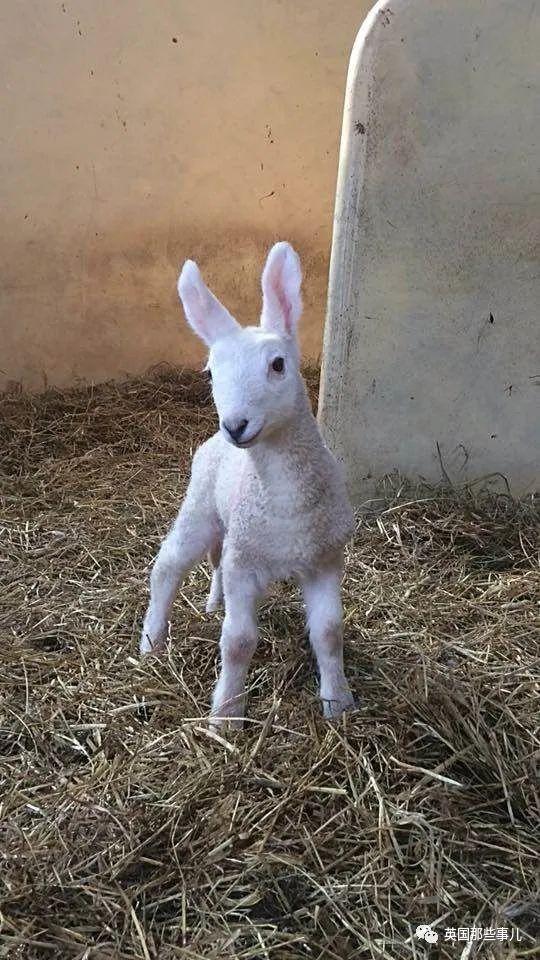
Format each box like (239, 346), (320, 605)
(177, 241), (304, 446)
(207, 327), (301, 447)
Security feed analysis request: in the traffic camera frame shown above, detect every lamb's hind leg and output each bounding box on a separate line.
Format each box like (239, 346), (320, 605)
(141, 496), (218, 654)
(206, 540), (224, 613)
(301, 558), (355, 718)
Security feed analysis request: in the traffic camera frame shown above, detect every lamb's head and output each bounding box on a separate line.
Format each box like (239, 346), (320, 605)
(178, 242), (304, 447)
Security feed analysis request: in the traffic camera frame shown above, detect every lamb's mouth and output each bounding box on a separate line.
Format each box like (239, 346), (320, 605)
(235, 427), (263, 448)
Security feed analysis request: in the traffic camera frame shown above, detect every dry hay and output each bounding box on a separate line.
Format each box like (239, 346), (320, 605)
(0, 367), (539, 960)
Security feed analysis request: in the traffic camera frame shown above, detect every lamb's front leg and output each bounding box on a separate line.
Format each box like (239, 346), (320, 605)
(211, 564), (263, 728)
(302, 561), (355, 718)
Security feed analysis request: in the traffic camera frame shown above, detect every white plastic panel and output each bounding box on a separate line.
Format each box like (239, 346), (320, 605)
(319, 0), (540, 499)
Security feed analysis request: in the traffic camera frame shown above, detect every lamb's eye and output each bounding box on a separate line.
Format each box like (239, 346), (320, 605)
(271, 357), (285, 373)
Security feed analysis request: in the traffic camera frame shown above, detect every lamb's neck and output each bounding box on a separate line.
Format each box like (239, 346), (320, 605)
(246, 390), (324, 488)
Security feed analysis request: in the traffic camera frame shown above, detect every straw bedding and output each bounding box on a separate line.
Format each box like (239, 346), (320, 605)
(0, 368), (538, 959)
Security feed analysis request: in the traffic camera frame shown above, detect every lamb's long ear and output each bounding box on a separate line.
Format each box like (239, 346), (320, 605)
(260, 241), (302, 338)
(177, 260), (240, 346)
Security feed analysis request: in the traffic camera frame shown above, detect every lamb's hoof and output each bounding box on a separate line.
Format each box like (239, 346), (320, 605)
(210, 696), (246, 730)
(322, 691), (356, 720)
(205, 596), (223, 613)
(209, 713), (244, 731)
(140, 631), (167, 656)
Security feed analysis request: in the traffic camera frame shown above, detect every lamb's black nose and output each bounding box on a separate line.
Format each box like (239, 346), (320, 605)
(223, 419), (249, 443)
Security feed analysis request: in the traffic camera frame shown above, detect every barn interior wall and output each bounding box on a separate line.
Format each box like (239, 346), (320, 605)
(0, 0), (373, 391)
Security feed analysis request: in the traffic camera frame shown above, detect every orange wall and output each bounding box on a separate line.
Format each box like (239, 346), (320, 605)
(1, 0), (373, 391)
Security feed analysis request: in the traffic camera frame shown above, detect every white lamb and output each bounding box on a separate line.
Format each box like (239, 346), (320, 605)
(141, 241), (355, 726)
